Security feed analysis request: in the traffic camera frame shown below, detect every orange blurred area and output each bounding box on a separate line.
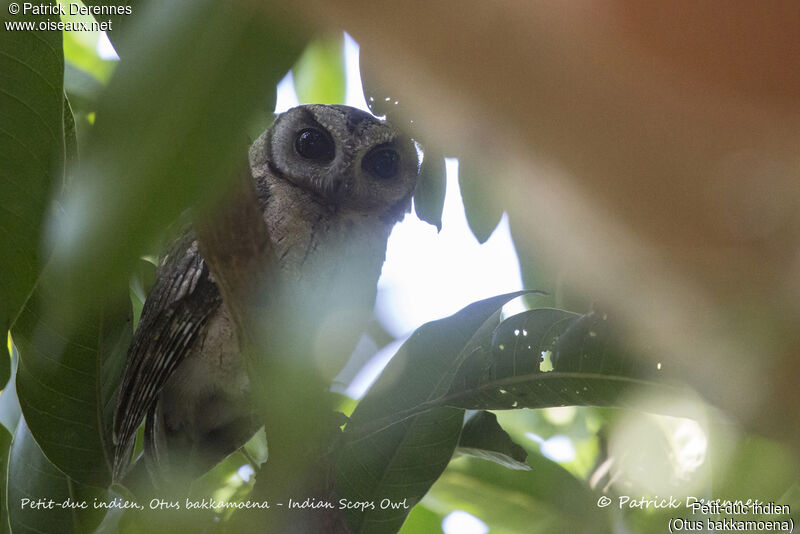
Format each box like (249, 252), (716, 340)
(285, 0), (800, 449)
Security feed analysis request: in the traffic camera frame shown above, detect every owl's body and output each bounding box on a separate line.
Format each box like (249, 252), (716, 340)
(113, 105), (418, 483)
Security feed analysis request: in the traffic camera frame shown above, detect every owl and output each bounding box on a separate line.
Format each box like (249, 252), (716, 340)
(112, 105), (419, 484)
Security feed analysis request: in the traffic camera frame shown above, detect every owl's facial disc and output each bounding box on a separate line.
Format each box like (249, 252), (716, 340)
(263, 105), (419, 216)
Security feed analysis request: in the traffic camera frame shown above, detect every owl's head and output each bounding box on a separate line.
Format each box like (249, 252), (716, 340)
(251, 105), (419, 220)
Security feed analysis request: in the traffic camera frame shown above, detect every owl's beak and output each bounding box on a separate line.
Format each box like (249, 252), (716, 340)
(326, 170), (354, 206)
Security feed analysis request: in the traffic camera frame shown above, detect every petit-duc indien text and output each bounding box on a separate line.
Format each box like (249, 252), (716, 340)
(19, 498), (142, 510)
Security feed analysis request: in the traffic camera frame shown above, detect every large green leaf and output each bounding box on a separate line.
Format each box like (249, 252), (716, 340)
(336, 292), (524, 533)
(293, 35), (346, 105)
(424, 456), (612, 534)
(0, 0), (64, 333)
(12, 278), (131, 487)
(46, 0), (305, 318)
(442, 309), (687, 414)
(6, 417), (106, 534)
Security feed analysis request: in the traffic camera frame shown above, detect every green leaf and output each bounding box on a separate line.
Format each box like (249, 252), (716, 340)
(12, 276), (132, 487)
(6, 417), (107, 534)
(456, 411), (529, 471)
(0, 0), (64, 333)
(293, 35), (346, 105)
(46, 1), (305, 317)
(424, 456), (612, 534)
(336, 292), (525, 533)
(414, 152), (446, 230)
(443, 309), (688, 415)
(458, 161), (503, 244)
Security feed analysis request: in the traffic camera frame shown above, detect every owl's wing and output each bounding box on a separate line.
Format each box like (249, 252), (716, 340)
(112, 230), (222, 481)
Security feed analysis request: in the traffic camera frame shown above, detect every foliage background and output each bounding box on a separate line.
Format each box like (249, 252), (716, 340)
(1, 1), (798, 533)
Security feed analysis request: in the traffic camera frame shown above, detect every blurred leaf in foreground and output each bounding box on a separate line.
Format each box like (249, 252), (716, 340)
(47, 0), (305, 318)
(0, 1), (64, 333)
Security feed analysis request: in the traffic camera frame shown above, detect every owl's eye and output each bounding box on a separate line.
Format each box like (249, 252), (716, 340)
(294, 128), (335, 162)
(362, 148), (399, 179)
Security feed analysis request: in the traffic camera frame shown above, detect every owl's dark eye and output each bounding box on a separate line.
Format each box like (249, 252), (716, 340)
(362, 147), (399, 179)
(294, 128), (335, 162)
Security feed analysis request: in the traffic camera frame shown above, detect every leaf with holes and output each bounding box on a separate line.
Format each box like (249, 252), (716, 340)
(442, 309), (689, 416)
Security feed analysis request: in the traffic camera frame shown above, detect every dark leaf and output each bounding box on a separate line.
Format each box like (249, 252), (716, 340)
(6, 417), (107, 534)
(457, 411), (529, 470)
(443, 309), (688, 415)
(336, 292), (525, 533)
(414, 152), (446, 230)
(0, 1), (64, 332)
(458, 160), (503, 244)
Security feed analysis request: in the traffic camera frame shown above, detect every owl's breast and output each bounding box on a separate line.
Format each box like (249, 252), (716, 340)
(263, 179), (393, 309)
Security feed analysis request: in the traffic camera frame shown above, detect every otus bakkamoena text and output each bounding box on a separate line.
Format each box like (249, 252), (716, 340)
(112, 105), (419, 483)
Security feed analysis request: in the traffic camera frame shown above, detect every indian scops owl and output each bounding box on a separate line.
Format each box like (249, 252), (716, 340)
(112, 104), (419, 483)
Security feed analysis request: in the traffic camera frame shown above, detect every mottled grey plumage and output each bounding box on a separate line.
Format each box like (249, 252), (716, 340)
(112, 105), (419, 483)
